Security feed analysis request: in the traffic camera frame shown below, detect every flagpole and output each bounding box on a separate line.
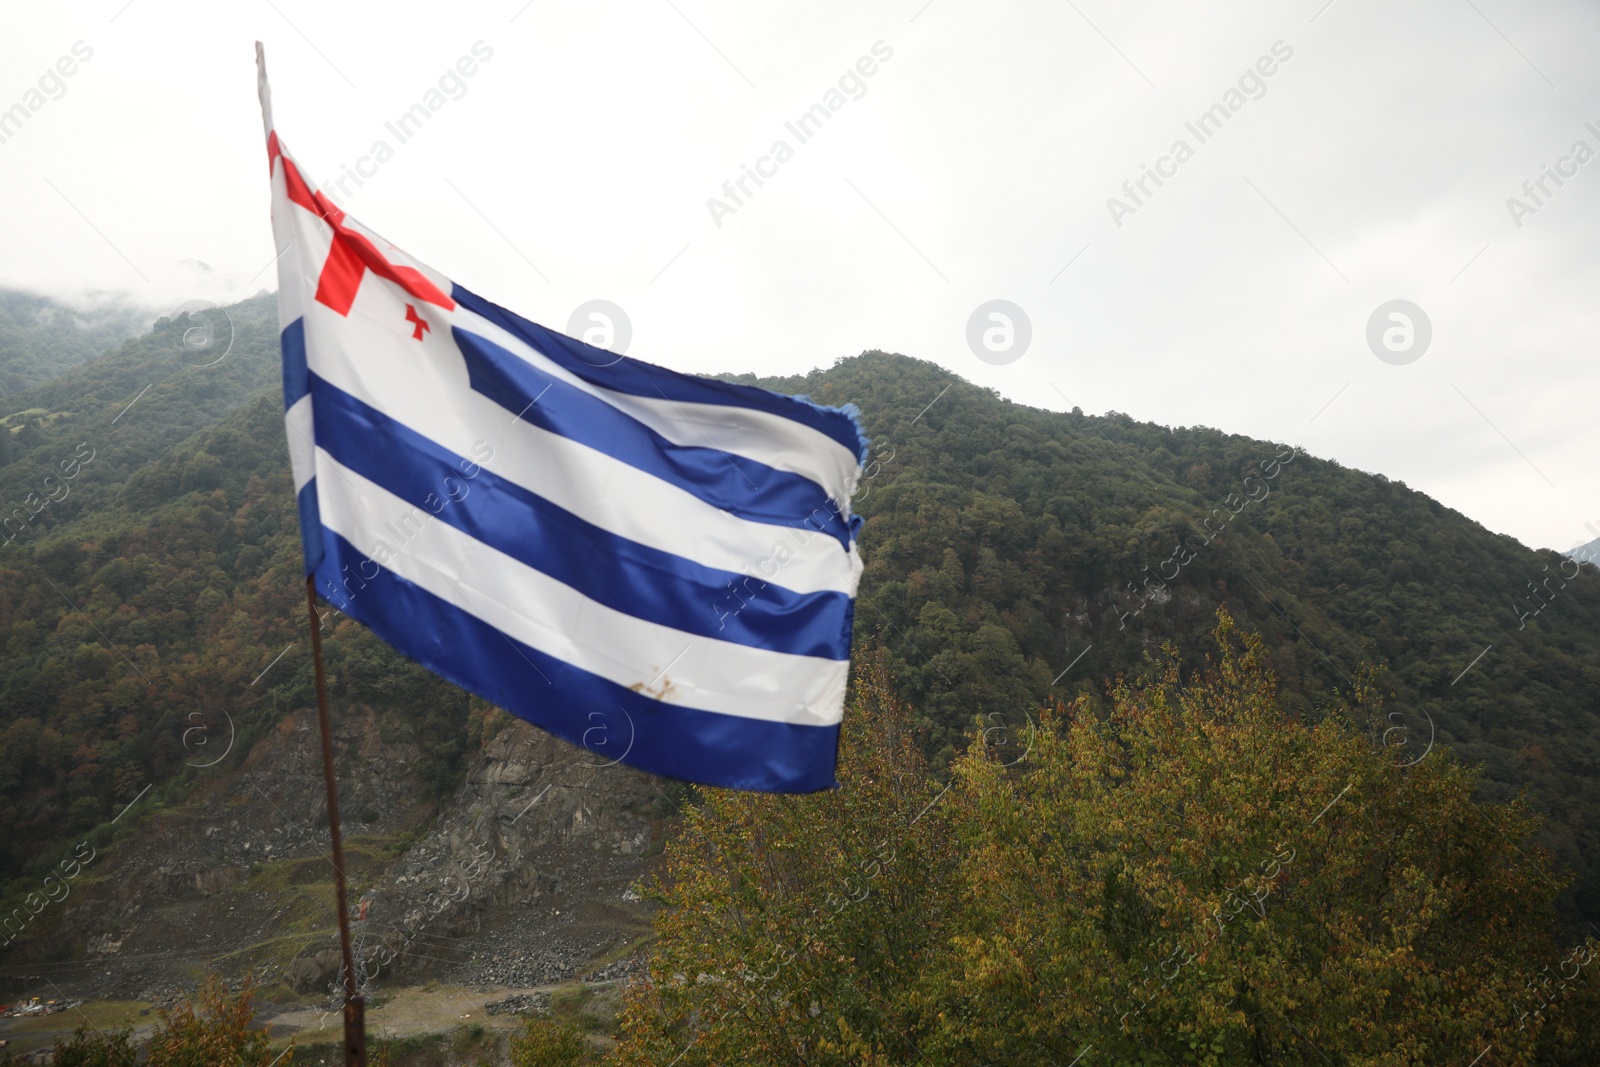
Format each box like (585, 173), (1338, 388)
(306, 575), (367, 1067)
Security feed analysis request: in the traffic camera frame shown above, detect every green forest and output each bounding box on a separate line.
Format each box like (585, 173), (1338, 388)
(14, 630), (1600, 1064)
(0, 293), (476, 897)
(0, 290), (146, 401)
(612, 630), (1600, 1064)
(1, 289), (1599, 1061)
(1, 290), (1597, 918)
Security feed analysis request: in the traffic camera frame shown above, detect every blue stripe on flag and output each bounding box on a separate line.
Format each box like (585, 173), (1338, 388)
(281, 318), (309, 409)
(454, 327), (853, 549)
(308, 374), (855, 660)
(312, 529), (842, 792)
(451, 284), (868, 463)
(296, 478), (325, 574)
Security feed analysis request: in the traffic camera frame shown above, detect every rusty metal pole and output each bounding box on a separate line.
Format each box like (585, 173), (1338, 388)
(306, 576), (366, 1067)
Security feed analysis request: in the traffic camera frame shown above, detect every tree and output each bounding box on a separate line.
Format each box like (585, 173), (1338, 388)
(26, 1026), (137, 1067)
(503, 1018), (596, 1066)
(2, 978), (289, 1067)
(144, 976), (286, 1067)
(611, 654), (960, 1066)
(923, 610), (1600, 1065)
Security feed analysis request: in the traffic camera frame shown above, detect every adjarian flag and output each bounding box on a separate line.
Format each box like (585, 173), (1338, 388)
(257, 46), (866, 793)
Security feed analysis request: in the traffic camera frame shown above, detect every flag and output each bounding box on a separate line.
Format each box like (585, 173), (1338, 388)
(256, 46), (866, 792)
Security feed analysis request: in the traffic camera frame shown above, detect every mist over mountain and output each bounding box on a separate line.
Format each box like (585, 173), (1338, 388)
(0, 290), (152, 401)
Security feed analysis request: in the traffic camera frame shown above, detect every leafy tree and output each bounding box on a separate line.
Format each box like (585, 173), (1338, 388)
(923, 611), (1600, 1065)
(4, 304), (1600, 970)
(1, 977), (289, 1067)
(612, 655), (958, 1066)
(4, 332), (1600, 927)
(615, 617), (1600, 1065)
(25, 1025), (137, 1067)
(502, 1017), (596, 1066)
(144, 976), (286, 1067)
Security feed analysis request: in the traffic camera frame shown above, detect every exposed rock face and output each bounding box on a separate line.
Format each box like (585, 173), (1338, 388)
(218, 703), (437, 849)
(284, 947), (344, 993)
(12, 706), (666, 1005)
(354, 716), (665, 983)
(13, 704), (433, 995)
(133, 861), (249, 901)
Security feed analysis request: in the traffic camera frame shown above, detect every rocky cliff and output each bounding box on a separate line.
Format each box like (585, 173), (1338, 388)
(2, 703), (670, 1008)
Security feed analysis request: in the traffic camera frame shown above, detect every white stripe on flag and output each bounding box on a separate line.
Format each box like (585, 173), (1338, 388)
(453, 303), (862, 500)
(303, 298), (857, 597)
(285, 393), (315, 492)
(315, 450), (849, 726)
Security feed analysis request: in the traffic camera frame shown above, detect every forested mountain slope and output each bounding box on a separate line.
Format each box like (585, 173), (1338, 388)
(0, 294), (475, 895)
(745, 356), (1600, 921)
(0, 289), (150, 401)
(1, 296), (1596, 931)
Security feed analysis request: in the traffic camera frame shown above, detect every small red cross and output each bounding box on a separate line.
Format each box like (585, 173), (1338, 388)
(405, 304), (430, 341)
(268, 132), (456, 317)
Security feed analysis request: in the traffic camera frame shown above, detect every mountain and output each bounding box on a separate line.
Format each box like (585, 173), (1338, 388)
(2, 291), (1598, 981)
(0, 289), (151, 401)
(781, 356), (1600, 921)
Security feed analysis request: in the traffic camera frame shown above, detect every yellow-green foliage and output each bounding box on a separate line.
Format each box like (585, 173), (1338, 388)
(144, 976), (285, 1067)
(17, 978), (287, 1067)
(612, 653), (955, 1066)
(612, 620), (1600, 1065)
(505, 1018), (596, 1066)
(930, 610), (1600, 1064)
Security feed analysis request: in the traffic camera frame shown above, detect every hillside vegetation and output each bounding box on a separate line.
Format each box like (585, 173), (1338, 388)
(1, 292), (1597, 934)
(0, 290), (149, 400)
(758, 355), (1600, 922)
(616, 629), (1600, 1064)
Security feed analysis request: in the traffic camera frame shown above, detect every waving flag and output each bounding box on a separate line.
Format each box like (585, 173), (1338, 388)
(257, 46), (866, 792)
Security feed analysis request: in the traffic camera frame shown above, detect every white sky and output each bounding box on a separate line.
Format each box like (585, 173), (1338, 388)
(1, 0), (1596, 553)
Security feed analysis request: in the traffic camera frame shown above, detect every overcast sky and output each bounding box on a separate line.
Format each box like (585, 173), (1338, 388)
(2, 0), (1596, 553)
